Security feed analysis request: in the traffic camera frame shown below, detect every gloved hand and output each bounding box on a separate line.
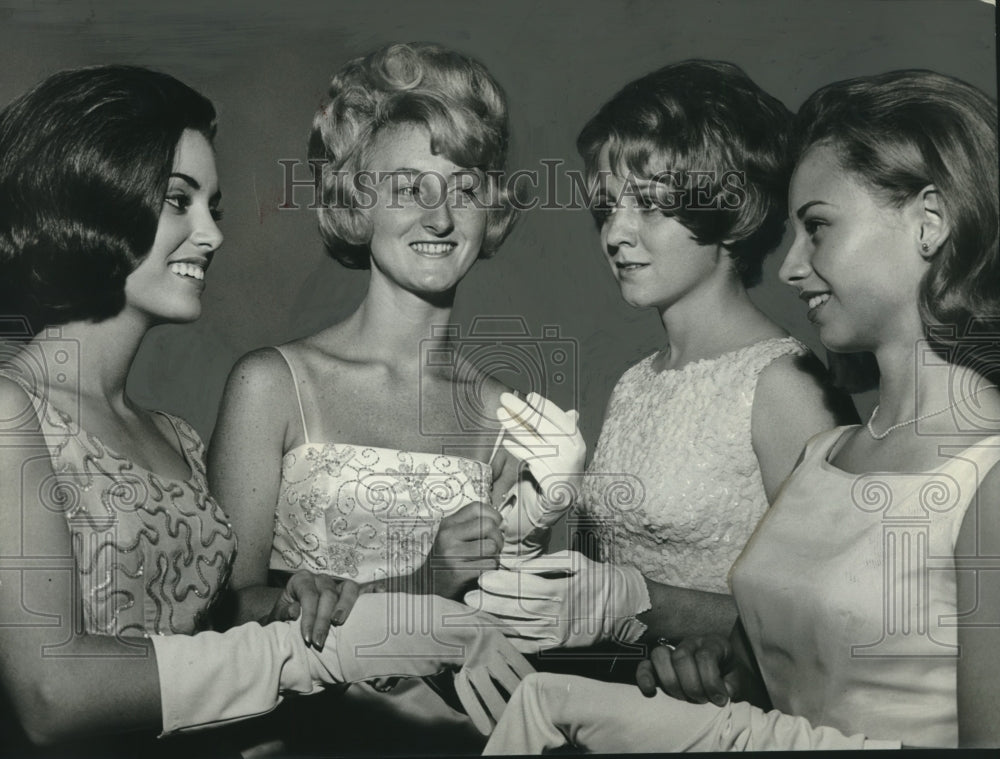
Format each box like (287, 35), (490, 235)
(152, 616), (325, 736)
(494, 393), (586, 556)
(153, 593), (534, 736)
(464, 549), (651, 652)
(325, 592), (535, 734)
(482, 673), (902, 754)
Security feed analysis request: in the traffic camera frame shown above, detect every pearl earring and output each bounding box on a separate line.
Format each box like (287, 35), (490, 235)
(921, 242), (930, 252)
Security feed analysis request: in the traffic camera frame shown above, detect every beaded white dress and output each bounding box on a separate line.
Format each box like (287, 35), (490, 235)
(271, 441), (492, 582)
(580, 337), (808, 593)
(264, 347), (494, 750)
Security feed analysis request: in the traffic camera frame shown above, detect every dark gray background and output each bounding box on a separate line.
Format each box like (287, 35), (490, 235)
(1, 0), (995, 449)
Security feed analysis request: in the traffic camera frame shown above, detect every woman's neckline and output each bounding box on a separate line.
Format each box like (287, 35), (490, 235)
(641, 335), (801, 376)
(4, 372), (195, 484)
(819, 424), (1000, 477)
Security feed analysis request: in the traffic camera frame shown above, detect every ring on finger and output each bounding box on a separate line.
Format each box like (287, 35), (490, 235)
(656, 636), (677, 652)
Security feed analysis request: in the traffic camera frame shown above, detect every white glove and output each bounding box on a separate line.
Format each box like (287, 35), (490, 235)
(152, 617), (322, 736)
(153, 593), (535, 736)
(483, 673), (901, 754)
(330, 593), (535, 734)
(495, 392), (586, 556)
(464, 550), (651, 652)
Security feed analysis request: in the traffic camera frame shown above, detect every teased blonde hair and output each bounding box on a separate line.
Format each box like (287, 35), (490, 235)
(310, 42), (517, 269)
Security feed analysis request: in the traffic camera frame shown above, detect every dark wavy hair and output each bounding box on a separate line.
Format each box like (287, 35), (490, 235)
(0, 65), (216, 335)
(795, 69), (999, 382)
(309, 42), (518, 269)
(577, 59), (793, 288)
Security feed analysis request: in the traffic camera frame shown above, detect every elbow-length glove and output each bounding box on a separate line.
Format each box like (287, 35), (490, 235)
(152, 593), (534, 736)
(465, 549), (651, 651)
(482, 673), (901, 754)
(494, 392), (586, 561)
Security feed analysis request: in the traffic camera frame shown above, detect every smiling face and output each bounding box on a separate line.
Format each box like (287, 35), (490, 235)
(594, 145), (720, 311)
(364, 123), (487, 297)
(123, 129), (223, 325)
(780, 143), (927, 353)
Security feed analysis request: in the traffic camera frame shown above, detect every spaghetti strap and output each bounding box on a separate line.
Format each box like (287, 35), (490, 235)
(273, 346), (311, 445)
(154, 410), (189, 458)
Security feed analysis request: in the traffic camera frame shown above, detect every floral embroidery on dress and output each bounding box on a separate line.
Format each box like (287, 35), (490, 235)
(294, 484), (332, 523)
(325, 541), (362, 578)
(386, 456), (433, 514)
(304, 444), (356, 478)
(272, 443), (492, 582)
(456, 455), (492, 501)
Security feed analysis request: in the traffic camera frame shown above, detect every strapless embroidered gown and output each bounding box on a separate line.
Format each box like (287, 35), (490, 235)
(270, 443), (492, 581)
(263, 347), (496, 752)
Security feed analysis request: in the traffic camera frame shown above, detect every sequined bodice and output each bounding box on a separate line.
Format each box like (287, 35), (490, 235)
(271, 443), (491, 582)
(2, 371), (236, 637)
(579, 337), (808, 594)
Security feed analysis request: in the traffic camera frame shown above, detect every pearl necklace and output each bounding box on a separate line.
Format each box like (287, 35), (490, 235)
(866, 385), (999, 440)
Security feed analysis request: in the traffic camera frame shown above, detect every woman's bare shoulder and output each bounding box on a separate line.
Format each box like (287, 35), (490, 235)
(756, 351), (859, 427)
(225, 347), (295, 393)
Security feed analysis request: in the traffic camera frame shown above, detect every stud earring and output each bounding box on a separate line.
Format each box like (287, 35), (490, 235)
(921, 242), (930, 252)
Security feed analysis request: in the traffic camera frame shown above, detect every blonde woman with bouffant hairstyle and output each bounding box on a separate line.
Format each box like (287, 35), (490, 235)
(209, 42), (554, 753)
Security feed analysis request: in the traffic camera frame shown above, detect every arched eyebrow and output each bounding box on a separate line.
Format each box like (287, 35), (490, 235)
(794, 200), (833, 220)
(170, 171), (201, 189)
(170, 172), (222, 203)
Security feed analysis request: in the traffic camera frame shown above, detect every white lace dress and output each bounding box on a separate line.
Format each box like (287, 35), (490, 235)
(579, 337), (808, 594)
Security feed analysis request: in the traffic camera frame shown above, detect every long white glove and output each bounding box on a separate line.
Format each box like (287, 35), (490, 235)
(152, 616), (318, 735)
(495, 392), (586, 559)
(464, 549), (651, 651)
(153, 593), (534, 736)
(483, 673), (901, 754)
